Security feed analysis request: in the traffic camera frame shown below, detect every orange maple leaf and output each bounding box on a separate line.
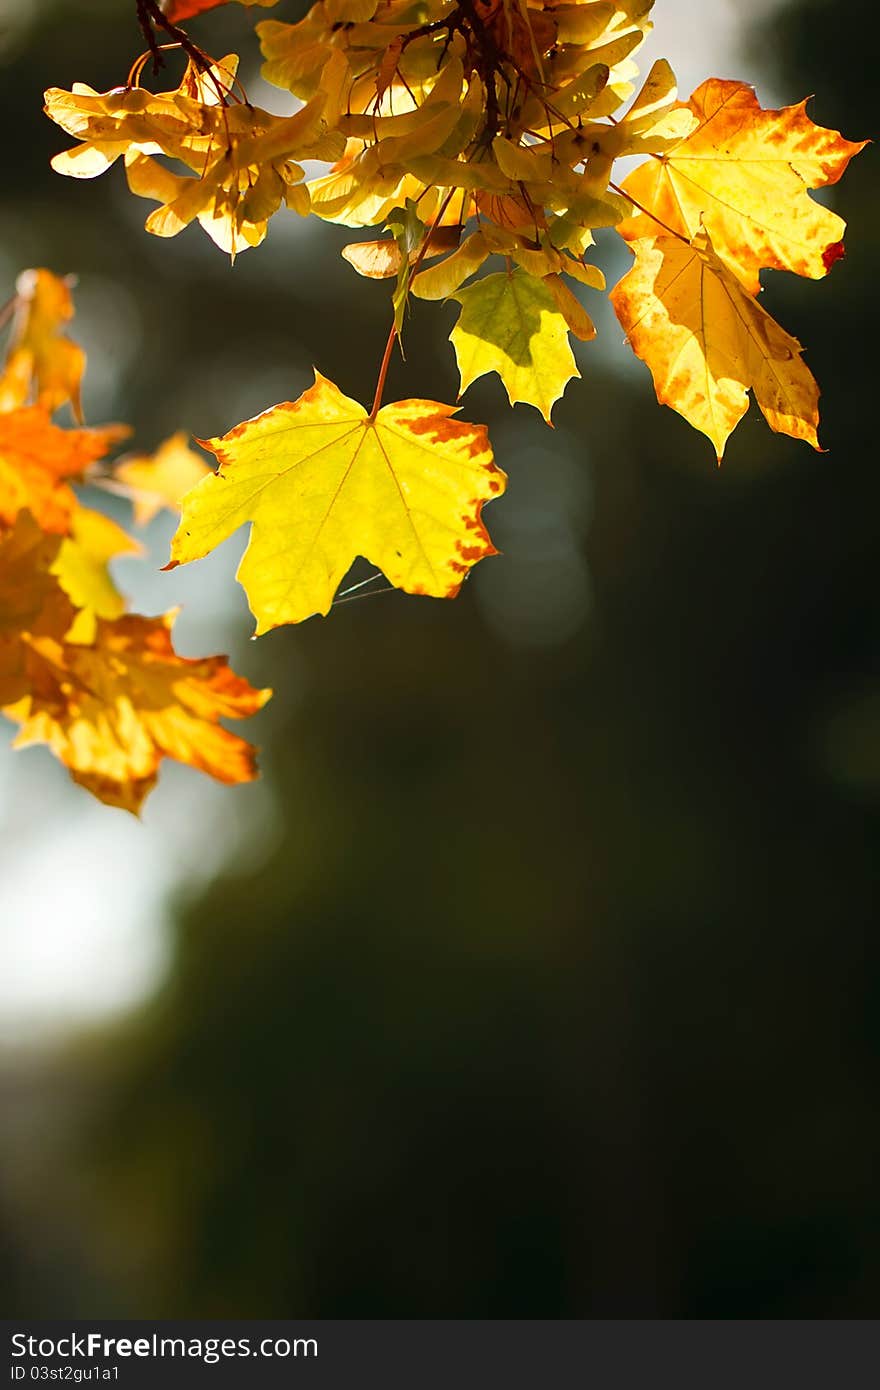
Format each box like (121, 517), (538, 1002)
(0, 269), (86, 421)
(5, 611), (272, 813)
(161, 0), (278, 21)
(611, 230), (821, 460)
(0, 513), (75, 705)
(0, 407), (129, 533)
(616, 78), (867, 292)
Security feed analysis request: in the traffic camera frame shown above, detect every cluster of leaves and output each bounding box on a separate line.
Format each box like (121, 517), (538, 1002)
(9, 0), (865, 807)
(0, 269), (270, 811)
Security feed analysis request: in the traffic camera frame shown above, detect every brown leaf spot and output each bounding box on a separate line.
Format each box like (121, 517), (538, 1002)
(405, 413), (490, 459)
(822, 240), (846, 271)
(456, 542), (487, 562)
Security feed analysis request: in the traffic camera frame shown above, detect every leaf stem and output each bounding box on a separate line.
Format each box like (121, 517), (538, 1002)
(367, 187), (457, 420)
(608, 179), (689, 244)
(369, 325), (398, 421)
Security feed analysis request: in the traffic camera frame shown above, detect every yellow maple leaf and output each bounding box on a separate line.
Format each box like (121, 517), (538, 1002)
(5, 612), (271, 814)
(617, 78), (867, 292)
(0, 407), (129, 533)
(114, 432), (212, 526)
(168, 372), (506, 631)
(0, 269), (86, 421)
(51, 506), (142, 641)
(450, 270), (586, 422)
(610, 230), (821, 460)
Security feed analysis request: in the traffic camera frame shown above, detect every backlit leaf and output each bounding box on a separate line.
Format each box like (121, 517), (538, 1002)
(611, 230), (821, 459)
(168, 372), (505, 631)
(5, 612), (271, 814)
(0, 513), (74, 704)
(617, 79), (867, 292)
(45, 55), (343, 258)
(0, 269), (86, 421)
(51, 506), (142, 641)
(0, 407), (129, 534)
(450, 270), (580, 422)
(115, 432), (212, 526)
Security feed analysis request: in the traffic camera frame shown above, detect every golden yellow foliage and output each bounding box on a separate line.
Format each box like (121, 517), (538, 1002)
(45, 55), (345, 256)
(0, 269), (86, 421)
(450, 270), (586, 422)
(169, 372), (505, 630)
(611, 231), (821, 460)
(52, 506), (142, 642)
(17, 0), (868, 807)
(115, 433), (212, 526)
(0, 258), (270, 808)
(5, 612), (271, 814)
(617, 78), (867, 293)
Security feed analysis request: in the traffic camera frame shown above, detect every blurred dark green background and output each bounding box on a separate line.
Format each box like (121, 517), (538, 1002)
(1, 0), (877, 1317)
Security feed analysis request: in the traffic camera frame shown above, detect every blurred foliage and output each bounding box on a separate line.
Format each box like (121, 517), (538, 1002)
(1, 0), (878, 1316)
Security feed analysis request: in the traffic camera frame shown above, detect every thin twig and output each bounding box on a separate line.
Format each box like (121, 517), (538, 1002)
(135, 0), (212, 76)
